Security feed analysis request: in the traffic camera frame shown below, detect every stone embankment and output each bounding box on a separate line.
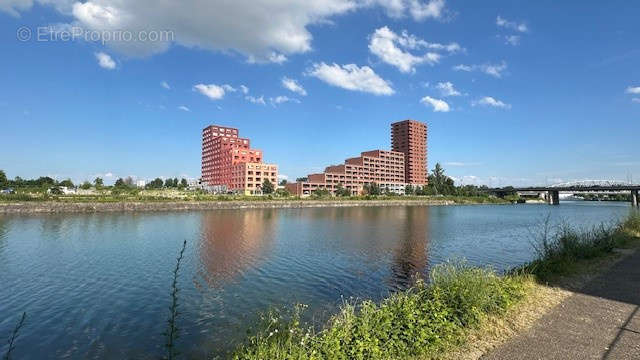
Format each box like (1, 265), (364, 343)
(0, 199), (456, 214)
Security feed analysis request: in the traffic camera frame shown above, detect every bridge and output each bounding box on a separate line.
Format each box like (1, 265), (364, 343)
(490, 180), (640, 207)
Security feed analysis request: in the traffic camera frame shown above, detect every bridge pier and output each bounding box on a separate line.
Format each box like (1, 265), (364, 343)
(547, 190), (560, 205)
(632, 190), (639, 208)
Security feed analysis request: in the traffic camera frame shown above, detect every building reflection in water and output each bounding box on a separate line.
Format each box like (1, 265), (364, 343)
(198, 209), (278, 288)
(390, 206), (430, 290)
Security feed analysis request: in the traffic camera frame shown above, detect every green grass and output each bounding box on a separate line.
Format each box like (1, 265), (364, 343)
(521, 211), (640, 280)
(232, 212), (640, 360)
(232, 262), (529, 360)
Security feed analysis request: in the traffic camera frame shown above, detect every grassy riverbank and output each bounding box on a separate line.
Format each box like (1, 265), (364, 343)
(232, 212), (640, 360)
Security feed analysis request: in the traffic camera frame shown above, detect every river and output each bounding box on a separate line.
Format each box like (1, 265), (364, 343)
(0, 202), (632, 359)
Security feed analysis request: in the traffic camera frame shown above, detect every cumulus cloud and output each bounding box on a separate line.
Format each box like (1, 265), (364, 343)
(496, 15), (528, 32)
(307, 62), (394, 95)
(3, 0), (450, 61)
(436, 81), (460, 96)
(239, 85), (249, 94)
(193, 84), (226, 100)
(504, 35), (520, 46)
(369, 26), (461, 73)
(453, 61), (507, 78)
(270, 95), (300, 106)
(178, 105), (191, 112)
(472, 96), (511, 109)
(94, 51), (116, 69)
(245, 95), (266, 105)
(626, 86), (640, 94)
(420, 96), (450, 112)
(282, 77), (307, 96)
(161, 81), (170, 89)
(373, 0), (447, 21)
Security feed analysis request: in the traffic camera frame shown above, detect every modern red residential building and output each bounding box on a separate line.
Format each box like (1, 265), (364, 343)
(391, 119), (428, 185)
(201, 125), (278, 194)
(286, 120), (428, 197)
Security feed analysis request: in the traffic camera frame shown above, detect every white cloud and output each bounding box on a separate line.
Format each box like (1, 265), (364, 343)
(496, 15), (528, 32)
(436, 81), (460, 96)
(307, 62), (394, 95)
(222, 84), (237, 92)
(504, 35), (520, 46)
(245, 95), (266, 105)
(373, 0), (447, 21)
(3, 0), (450, 62)
(161, 81), (170, 89)
(270, 95), (300, 105)
(239, 85), (249, 94)
(193, 84), (226, 100)
(453, 61), (507, 78)
(178, 105), (191, 112)
(420, 96), (450, 112)
(95, 51), (116, 69)
(626, 86), (640, 94)
(369, 26), (457, 73)
(472, 96), (511, 109)
(282, 77), (307, 96)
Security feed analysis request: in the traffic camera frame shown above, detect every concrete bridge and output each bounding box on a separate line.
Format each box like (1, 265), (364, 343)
(491, 181), (640, 207)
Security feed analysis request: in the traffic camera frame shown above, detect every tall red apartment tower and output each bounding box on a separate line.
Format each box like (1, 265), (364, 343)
(201, 125), (278, 194)
(391, 119), (428, 185)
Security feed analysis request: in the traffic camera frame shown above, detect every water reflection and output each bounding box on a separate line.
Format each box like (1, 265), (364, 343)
(198, 209), (278, 287)
(390, 206), (430, 289)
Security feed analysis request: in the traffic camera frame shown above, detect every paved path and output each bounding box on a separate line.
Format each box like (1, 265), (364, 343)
(483, 251), (640, 360)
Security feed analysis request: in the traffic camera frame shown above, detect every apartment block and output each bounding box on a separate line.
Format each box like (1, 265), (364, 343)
(287, 120), (428, 197)
(391, 119), (428, 185)
(285, 149), (406, 196)
(201, 125), (277, 195)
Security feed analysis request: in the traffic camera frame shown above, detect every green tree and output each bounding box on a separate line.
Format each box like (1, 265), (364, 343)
(36, 176), (56, 187)
(180, 178), (188, 188)
(405, 184), (414, 195)
(335, 183), (351, 197)
(147, 178), (164, 189)
(275, 188), (290, 197)
(0, 170), (7, 188)
(114, 178), (125, 188)
(364, 182), (381, 196)
(58, 179), (74, 188)
(164, 178), (173, 188)
(262, 179), (274, 194)
(312, 188), (330, 197)
(94, 177), (104, 188)
(80, 181), (92, 190)
(279, 179), (288, 186)
(173, 178), (179, 188)
(295, 177), (308, 182)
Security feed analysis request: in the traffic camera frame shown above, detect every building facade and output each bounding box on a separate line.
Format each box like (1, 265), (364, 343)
(391, 119), (428, 185)
(201, 125), (278, 195)
(286, 120), (427, 197)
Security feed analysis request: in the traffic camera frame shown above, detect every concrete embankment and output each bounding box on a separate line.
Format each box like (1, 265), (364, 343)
(0, 199), (456, 214)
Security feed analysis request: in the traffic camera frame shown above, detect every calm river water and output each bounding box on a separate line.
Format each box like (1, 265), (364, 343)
(0, 202), (632, 359)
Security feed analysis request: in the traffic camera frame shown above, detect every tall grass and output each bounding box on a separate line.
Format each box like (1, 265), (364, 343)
(233, 262), (528, 360)
(523, 211), (640, 279)
(164, 240), (187, 360)
(3, 312), (26, 360)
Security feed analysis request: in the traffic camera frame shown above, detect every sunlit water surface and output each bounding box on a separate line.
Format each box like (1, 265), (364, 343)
(0, 202), (631, 359)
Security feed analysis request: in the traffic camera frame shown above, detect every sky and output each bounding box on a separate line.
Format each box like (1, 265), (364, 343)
(0, 0), (639, 187)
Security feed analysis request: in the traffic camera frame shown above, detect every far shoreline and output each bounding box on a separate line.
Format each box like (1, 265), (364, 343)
(0, 198), (517, 214)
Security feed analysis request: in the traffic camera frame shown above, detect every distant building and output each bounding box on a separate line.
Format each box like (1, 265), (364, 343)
(201, 125), (278, 195)
(136, 180), (146, 188)
(391, 119), (428, 185)
(286, 120), (428, 197)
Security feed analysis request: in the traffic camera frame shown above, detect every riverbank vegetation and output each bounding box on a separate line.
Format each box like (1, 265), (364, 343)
(232, 212), (640, 360)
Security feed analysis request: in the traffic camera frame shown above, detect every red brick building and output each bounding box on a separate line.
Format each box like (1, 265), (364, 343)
(391, 119), (428, 185)
(201, 125), (277, 194)
(286, 120), (428, 197)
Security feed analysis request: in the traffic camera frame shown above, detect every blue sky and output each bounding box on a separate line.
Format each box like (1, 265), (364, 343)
(1, 0), (639, 186)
